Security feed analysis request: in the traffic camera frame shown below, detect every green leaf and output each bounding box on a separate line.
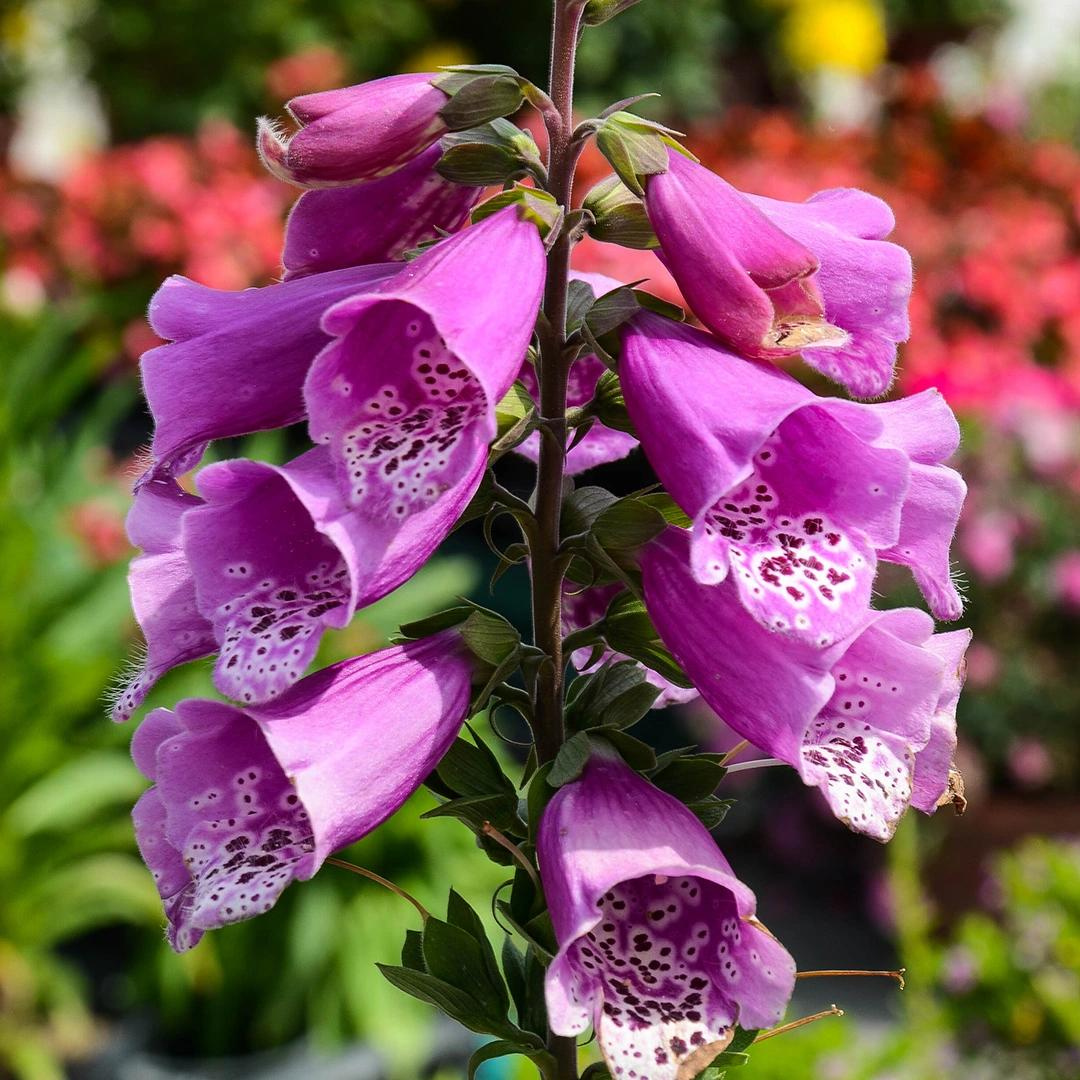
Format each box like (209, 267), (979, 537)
(468, 1040), (553, 1079)
(562, 485), (617, 538)
(548, 731), (593, 787)
(447, 890), (509, 1012)
(421, 793), (521, 836)
(566, 279), (598, 334)
(651, 756), (727, 803)
(565, 660), (660, 732)
(378, 964), (511, 1037)
(401, 928), (427, 972)
(591, 496), (668, 558)
(436, 736), (516, 799)
(729, 1027), (760, 1053)
(501, 936), (528, 1022)
(423, 916), (509, 1019)
(603, 592), (695, 689)
(638, 491), (692, 528)
(460, 608), (521, 667)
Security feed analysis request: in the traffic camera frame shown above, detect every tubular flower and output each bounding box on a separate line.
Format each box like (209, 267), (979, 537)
(132, 631), (474, 951)
(644, 150), (912, 399)
(282, 143), (482, 280)
(641, 528), (972, 841)
(142, 264), (395, 477)
(111, 476), (214, 723)
(257, 73), (449, 187)
(621, 313), (965, 647)
(305, 206), (545, 524)
(181, 446), (480, 706)
(538, 748), (796, 1079)
(515, 272), (639, 474)
(562, 581), (697, 707)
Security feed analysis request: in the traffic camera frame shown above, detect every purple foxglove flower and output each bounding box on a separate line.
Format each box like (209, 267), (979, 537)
(621, 313), (965, 645)
(644, 150), (912, 399)
(641, 528), (972, 841)
(563, 581), (697, 707)
(181, 445), (481, 706)
(110, 476), (215, 723)
(305, 206), (545, 524)
(132, 630), (473, 950)
(539, 747), (795, 1077)
(143, 263), (395, 477)
(515, 272), (638, 474)
(282, 142), (482, 280)
(257, 73), (449, 187)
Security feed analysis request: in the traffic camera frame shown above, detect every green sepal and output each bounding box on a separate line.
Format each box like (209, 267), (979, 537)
(581, 1067), (613, 1080)
(590, 495), (667, 561)
(421, 793), (522, 840)
(561, 484), (618, 539)
(638, 491), (692, 528)
(473, 183), (563, 238)
(395, 605), (472, 641)
(566, 278), (598, 334)
(591, 370), (635, 435)
(582, 174), (658, 249)
(437, 118), (543, 185)
(494, 379), (536, 441)
(687, 796), (734, 830)
(435, 732), (517, 801)
(547, 730), (593, 788)
(459, 607), (521, 667)
(583, 0), (646, 25)
(650, 754), (727, 803)
(594, 112), (675, 197)
(590, 728), (657, 772)
(730, 1027), (761, 1053)
(437, 74), (526, 132)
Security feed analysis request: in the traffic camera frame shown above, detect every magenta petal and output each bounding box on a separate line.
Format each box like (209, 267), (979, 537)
(143, 264), (395, 475)
(306, 207), (544, 520)
(911, 629), (972, 813)
(645, 152), (820, 359)
(746, 190), (913, 399)
(182, 446), (481, 706)
(538, 749), (795, 1074)
(282, 143), (481, 279)
(641, 529), (836, 766)
(622, 314), (909, 646)
(111, 477), (215, 723)
(259, 74), (448, 187)
(641, 528), (960, 840)
(130, 632), (472, 951)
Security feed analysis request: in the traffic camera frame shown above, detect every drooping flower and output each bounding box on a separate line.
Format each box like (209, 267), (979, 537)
(641, 528), (972, 841)
(181, 445), (481, 706)
(257, 73), (449, 187)
(132, 630), (474, 951)
(620, 313), (965, 647)
(142, 263), (395, 477)
(110, 475), (215, 723)
(305, 205), (545, 523)
(513, 271), (638, 474)
(644, 150), (912, 398)
(563, 581), (697, 707)
(538, 747), (796, 1078)
(282, 142), (482, 279)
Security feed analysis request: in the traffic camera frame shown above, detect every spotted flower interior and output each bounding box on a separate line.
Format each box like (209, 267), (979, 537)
(692, 407), (908, 645)
(308, 299), (490, 520)
(563, 875), (793, 1080)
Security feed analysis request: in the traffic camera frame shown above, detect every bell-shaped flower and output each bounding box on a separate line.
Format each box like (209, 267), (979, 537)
(305, 206), (545, 525)
(143, 263), (395, 477)
(282, 143), (482, 280)
(110, 475), (215, 723)
(181, 445), (481, 706)
(538, 746), (796, 1078)
(131, 630), (474, 951)
(563, 581), (697, 707)
(641, 528), (972, 841)
(644, 150), (912, 398)
(621, 313), (965, 647)
(514, 272), (638, 474)
(257, 73), (449, 187)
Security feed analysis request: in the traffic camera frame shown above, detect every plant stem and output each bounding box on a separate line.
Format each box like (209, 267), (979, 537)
(530, 0), (584, 770)
(532, 4), (585, 1078)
